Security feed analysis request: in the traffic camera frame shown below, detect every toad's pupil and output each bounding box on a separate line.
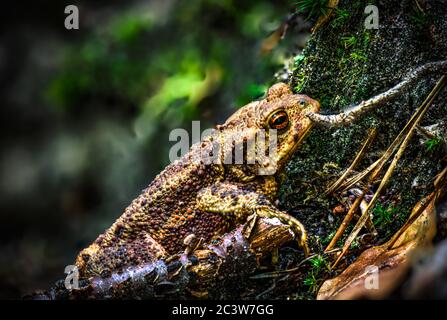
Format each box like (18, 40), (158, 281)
(274, 116), (285, 125)
(270, 112), (289, 129)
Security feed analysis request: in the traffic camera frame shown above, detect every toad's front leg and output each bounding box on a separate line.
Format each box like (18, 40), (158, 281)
(197, 182), (309, 257)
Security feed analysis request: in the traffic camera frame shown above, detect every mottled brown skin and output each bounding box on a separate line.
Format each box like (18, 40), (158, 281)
(75, 83), (320, 278)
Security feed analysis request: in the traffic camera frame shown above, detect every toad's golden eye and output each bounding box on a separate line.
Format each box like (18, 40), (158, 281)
(269, 110), (289, 130)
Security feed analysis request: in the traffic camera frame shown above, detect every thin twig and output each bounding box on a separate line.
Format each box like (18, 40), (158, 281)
(251, 248), (341, 279)
(325, 190), (365, 252)
(326, 128), (377, 195)
(414, 0), (424, 13)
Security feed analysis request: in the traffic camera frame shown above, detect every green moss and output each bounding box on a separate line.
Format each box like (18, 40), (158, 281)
(294, 54), (306, 68)
(425, 136), (441, 151)
(373, 203), (397, 227)
(303, 254), (331, 294)
(303, 272), (320, 293)
(293, 70), (309, 93)
(409, 6), (429, 30)
(340, 35), (357, 49)
(317, 95), (332, 110)
(321, 230), (335, 245)
(350, 51), (368, 62)
(309, 255), (329, 273)
(331, 8), (351, 28)
(363, 31), (371, 46)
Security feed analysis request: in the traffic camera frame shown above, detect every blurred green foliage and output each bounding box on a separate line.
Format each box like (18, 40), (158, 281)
(47, 0), (292, 143)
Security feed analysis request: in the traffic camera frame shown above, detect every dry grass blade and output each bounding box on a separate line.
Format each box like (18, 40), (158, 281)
(324, 127), (378, 252)
(337, 158), (380, 193)
(326, 128), (377, 195)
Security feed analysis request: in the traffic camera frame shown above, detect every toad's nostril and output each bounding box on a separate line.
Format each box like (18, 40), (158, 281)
(299, 99), (307, 106)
